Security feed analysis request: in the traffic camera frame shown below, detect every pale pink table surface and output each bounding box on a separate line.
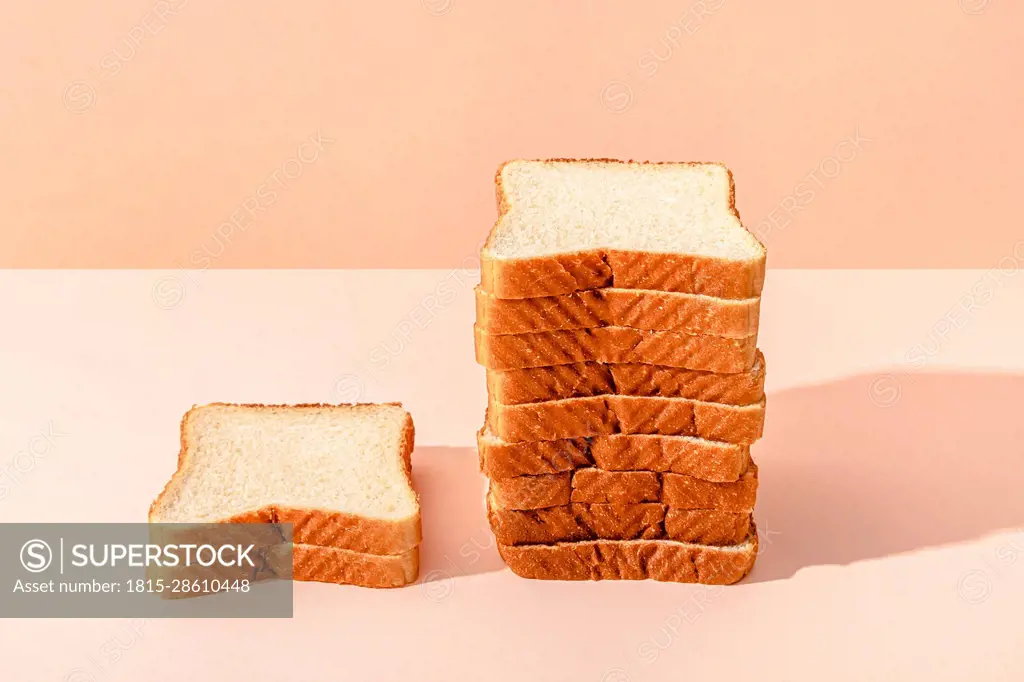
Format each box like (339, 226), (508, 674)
(0, 270), (1022, 681)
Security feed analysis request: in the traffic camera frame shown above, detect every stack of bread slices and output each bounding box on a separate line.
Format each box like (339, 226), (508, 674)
(475, 159), (766, 585)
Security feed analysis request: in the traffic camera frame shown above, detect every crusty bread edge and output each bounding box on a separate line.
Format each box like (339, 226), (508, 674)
(149, 403), (423, 561)
(476, 428), (751, 482)
(289, 543), (419, 588)
(474, 285), (761, 338)
(488, 462), (759, 511)
(474, 324), (760, 374)
(487, 497), (753, 547)
(496, 528), (760, 585)
(485, 350), (767, 406)
(485, 393), (767, 445)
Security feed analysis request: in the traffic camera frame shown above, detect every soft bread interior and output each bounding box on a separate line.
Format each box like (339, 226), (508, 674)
(487, 160), (764, 261)
(152, 404), (417, 524)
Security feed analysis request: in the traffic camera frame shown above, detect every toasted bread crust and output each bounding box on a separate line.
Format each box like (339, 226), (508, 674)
(149, 403), (422, 560)
(475, 286), (760, 337)
(477, 430), (750, 481)
(288, 543), (419, 588)
(486, 351), (766, 405)
(571, 469), (662, 505)
(486, 395), (765, 445)
(475, 326), (758, 374)
(489, 471), (574, 509)
(497, 530), (759, 584)
(488, 500), (752, 546)
(489, 464), (758, 510)
(489, 500), (667, 544)
(482, 159), (766, 300)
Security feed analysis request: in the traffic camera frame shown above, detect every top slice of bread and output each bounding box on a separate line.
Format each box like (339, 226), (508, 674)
(481, 159), (766, 300)
(149, 403), (421, 555)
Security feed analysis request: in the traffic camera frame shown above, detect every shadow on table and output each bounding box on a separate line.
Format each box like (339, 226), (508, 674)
(748, 370), (1024, 582)
(409, 371), (1024, 586)
(412, 446), (505, 582)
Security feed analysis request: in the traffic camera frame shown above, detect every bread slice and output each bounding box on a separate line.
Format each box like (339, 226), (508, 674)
(288, 543), (418, 588)
(489, 471), (577, 509)
(486, 351), (766, 405)
(488, 495), (752, 546)
(475, 286), (759, 338)
(486, 395), (765, 444)
(477, 427), (750, 481)
(488, 495), (666, 544)
(481, 160), (766, 301)
(496, 529), (759, 584)
(475, 325), (757, 374)
(150, 403), (421, 557)
(229, 542), (419, 589)
(165, 539), (419, 590)
(489, 464), (758, 511)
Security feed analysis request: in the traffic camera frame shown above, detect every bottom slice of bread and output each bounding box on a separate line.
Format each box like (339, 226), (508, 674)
(497, 530), (758, 585)
(268, 543), (419, 588)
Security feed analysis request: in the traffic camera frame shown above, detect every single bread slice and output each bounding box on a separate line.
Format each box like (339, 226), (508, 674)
(497, 529), (759, 584)
(477, 427), (750, 481)
(287, 543), (418, 588)
(488, 495), (666, 544)
(489, 464), (759, 511)
(169, 541), (419, 590)
(475, 286), (760, 338)
(475, 325), (757, 374)
(486, 395), (765, 445)
(486, 351), (766, 405)
(487, 494), (752, 546)
(481, 160), (766, 301)
(150, 403), (421, 558)
(239, 542), (418, 589)
(489, 470), (577, 509)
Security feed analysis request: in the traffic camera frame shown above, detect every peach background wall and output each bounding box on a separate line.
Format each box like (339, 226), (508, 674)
(3, 0), (1022, 268)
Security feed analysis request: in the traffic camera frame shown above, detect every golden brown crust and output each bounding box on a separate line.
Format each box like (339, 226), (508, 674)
(663, 510), (752, 546)
(662, 464), (759, 512)
(496, 529), (759, 584)
(489, 472), (573, 509)
(288, 543), (419, 588)
(150, 403), (422, 556)
(488, 498), (751, 546)
(488, 500), (666, 544)
(486, 395), (765, 445)
(486, 351), (766, 405)
(475, 326), (758, 374)
(162, 542), (419, 590)
(483, 159), (766, 300)
(489, 465), (758, 511)
(571, 469), (662, 504)
(477, 430), (750, 481)
(475, 286), (760, 337)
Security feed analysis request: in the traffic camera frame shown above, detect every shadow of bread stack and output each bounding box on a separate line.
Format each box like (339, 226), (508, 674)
(474, 159), (766, 585)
